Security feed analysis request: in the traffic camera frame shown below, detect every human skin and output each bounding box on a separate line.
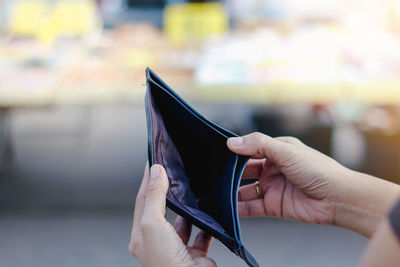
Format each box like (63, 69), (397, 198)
(359, 218), (400, 267)
(227, 132), (400, 238)
(129, 164), (216, 267)
(130, 132), (400, 266)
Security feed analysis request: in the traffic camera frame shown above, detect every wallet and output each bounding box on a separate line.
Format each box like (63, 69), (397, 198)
(145, 67), (259, 267)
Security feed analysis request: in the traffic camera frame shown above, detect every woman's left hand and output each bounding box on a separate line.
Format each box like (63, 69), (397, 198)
(129, 164), (217, 267)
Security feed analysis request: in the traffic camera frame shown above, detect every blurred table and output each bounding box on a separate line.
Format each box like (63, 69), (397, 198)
(197, 81), (400, 104)
(2, 79), (400, 107)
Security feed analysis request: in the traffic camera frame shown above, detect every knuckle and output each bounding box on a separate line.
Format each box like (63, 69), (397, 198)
(249, 132), (265, 147)
(287, 136), (301, 144)
(253, 132), (268, 155)
(253, 132), (264, 142)
(278, 136), (303, 146)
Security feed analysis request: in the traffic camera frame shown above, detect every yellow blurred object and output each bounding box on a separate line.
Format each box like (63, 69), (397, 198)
(9, 0), (97, 44)
(10, 0), (49, 36)
(123, 50), (157, 68)
(164, 2), (228, 45)
(51, 1), (97, 35)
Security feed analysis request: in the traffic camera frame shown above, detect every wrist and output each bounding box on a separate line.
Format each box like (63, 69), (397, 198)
(333, 169), (400, 238)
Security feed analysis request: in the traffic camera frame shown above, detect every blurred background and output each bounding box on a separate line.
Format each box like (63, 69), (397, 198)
(1, 0), (400, 266)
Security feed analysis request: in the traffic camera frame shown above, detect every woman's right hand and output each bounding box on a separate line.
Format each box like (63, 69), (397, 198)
(227, 132), (400, 238)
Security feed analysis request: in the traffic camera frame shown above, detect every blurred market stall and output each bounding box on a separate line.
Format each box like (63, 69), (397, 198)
(1, 0), (400, 185)
(1, 0), (400, 106)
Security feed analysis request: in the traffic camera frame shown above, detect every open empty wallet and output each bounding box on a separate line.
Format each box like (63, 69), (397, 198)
(145, 67), (259, 267)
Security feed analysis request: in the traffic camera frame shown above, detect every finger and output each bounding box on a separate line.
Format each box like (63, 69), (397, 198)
(275, 136), (304, 146)
(238, 183), (261, 201)
(250, 154), (268, 159)
(238, 199), (267, 217)
(141, 164), (169, 225)
(131, 162), (150, 236)
(239, 167), (284, 201)
(242, 159), (280, 179)
(227, 132), (292, 164)
(174, 216), (192, 245)
(239, 174), (289, 218)
(242, 159), (264, 179)
(192, 231), (213, 254)
(262, 160), (281, 178)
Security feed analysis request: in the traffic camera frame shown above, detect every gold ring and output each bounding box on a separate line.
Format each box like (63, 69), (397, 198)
(255, 181), (262, 198)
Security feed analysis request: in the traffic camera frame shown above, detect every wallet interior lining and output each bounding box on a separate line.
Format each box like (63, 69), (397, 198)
(147, 77), (239, 239)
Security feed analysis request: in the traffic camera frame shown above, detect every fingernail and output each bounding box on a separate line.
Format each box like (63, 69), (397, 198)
(229, 137), (243, 146)
(150, 165), (161, 178)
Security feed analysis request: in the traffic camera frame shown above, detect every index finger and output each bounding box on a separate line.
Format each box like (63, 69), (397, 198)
(227, 132), (291, 165)
(131, 163), (150, 239)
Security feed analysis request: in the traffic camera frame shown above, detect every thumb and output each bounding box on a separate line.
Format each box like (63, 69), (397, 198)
(141, 164), (169, 223)
(227, 132), (292, 162)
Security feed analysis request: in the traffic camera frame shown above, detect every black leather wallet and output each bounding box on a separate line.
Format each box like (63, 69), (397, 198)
(145, 67), (259, 267)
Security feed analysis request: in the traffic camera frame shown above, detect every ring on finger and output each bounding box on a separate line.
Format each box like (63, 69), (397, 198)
(255, 181), (262, 198)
